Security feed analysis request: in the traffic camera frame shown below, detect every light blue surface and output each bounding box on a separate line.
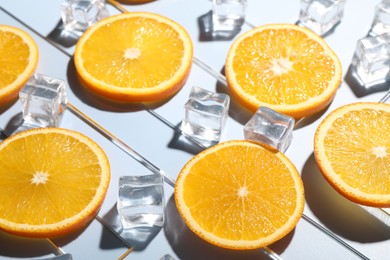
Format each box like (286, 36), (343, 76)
(0, 1), (389, 259)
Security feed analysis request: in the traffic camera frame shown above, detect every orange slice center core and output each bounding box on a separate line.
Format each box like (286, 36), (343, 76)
(237, 186), (248, 197)
(31, 172), (49, 185)
(124, 47), (141, 60)
(372, 146), (387, 158)
(270, 57), (293, 76)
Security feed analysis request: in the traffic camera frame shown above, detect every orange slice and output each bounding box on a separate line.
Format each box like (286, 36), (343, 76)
(0, 25), (38, 106)
(0, 128), (110, 238)
(225, 24), (342, 119)
(314, 102), (390, 207)
(74, 12), (193, 103)
(174, 140), (305, 250)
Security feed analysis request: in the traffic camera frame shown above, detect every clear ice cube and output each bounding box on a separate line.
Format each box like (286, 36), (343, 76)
(299, 0), (346, 36)
(371, 0), (390, 36)
(212, 0), (247, 32)
(244, 106), (295, 153)
(352, 33), (390, 87)
(117, 174), (165, 229)
(181, 86), (230, 146)
(61, 0), (109, 33)
(19, 74), (67, 128)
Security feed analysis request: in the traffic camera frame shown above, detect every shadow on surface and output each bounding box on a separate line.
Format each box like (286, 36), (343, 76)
(2, 112), (23, 136)
(302, 153), (390, 242)
(167, 122), (207, 156)
(293, 102), (331, 130)
(101, 203), (162, 251)
(0, 231), (55, 258)
(164, 195), (293, 260)
(100, 204), (126, 250)
(198, 11), (242, 42)
(344, 64), (390, 99)
(51, 221), (92, 248)
(47, 19), (80, 48)
(0, 129), (7, 141)
(215, 66), (253, 126)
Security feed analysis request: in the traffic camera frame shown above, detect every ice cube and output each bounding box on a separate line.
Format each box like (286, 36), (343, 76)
(298, 0), (346, 36)
(212, 0), (247, 32)
(181, 86), (230, 147)
(117, 174), (165, 229)
(19, 74), (67, 128)
(352, 33), (390, 87)
(371, 0), (390, 36)
(244, 106), (294, 153)
(61, 0), (109, 33)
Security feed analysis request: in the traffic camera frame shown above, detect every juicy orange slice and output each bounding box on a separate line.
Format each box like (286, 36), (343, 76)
(175, 140), (305, 250)
(225, 24), (342, 119)
(74, 12), (193, 103)
(0, 128), (110, 238)
(314, 102), (390, 207)
(0, 25), (38, 106)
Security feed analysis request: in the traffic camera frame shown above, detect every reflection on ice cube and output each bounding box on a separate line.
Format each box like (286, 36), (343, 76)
(212, 0), (247, 32)
(371, 0), (390, 36)
(19, 74), (67, 128)
(352, 33), (390, 87)
(117, 174), (165, 230)
(61, 0), (109, 33)
(244, 106), (294, 153)
(181, 86), (230, 147)
(298, 0), (346, 36)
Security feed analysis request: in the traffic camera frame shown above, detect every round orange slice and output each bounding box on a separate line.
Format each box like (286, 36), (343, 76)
(0, 25), (38, 106)
(175, 140), (305, 250)
(314, 102), (390, 207)
(0, 128), (110, 238)
(225, 23), (342, 119)
(74, 12), (193, 103)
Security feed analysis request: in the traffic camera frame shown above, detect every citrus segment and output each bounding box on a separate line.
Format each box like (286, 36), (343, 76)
(225, 24), (342, 119)
(0, 128), (110, 238)
(74, 12), (193, 103)
(0, 25), (38, 106)
(175, 140), (305, 250)
(314, 102), (390, 207)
